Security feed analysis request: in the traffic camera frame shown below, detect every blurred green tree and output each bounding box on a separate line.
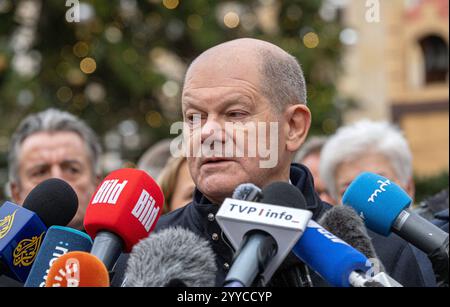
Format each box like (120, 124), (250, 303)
(0, 0), (346, 202)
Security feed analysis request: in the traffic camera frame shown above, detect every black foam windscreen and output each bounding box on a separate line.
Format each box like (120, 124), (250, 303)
(22, 178), (78, 227)
(260, 181), (307, 210)
(232, 183), (262, 202)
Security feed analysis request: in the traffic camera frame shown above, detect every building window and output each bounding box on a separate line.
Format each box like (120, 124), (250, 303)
(419, 35), (449, 84)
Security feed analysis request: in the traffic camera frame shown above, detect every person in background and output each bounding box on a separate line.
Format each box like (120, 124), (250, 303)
(320, 119), (437, 286)
(157, 156), (195, 213)
(294, 136), (335, 205)
(415, 188), (449, 233)
(320, 120), (416, 204)
(7, 108), (103, 231)
(2, 108), (103, 287)
(137, 138), (173, 179)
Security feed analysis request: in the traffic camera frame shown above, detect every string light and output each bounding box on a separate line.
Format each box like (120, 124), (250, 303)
(223, 12), (240, 28)
(80, 57), (97, 74)
(163, 0), (179, 10)
(303, 32), (320, 48)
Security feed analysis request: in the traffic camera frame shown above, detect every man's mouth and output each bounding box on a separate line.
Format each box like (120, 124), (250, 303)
(201, 158), (234, 166)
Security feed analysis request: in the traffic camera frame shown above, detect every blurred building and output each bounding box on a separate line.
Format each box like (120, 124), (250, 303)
(338, 0), (449, 177)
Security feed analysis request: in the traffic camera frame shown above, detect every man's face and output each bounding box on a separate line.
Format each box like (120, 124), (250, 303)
(11, 131), (99, 230)
(182, 55), (291, 204)
(334, 152), (414, 204)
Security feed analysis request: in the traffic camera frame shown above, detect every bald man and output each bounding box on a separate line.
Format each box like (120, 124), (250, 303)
(111, 38), (434, 287)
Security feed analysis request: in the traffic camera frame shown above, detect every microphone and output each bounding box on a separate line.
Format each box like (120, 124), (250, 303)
(318, 205), (380, 261)
(24, 226), (93, 287)
(22, 178), (79, 228)
(123, 227), (217, 287)
(0, 178), (78, 282)
(231, 183), (262, 202)
(317, 205), (408, 286)
(342, 172), (449, 256)
(84, 168), (164, 271)
(45, 251), (109, 287)
(217, 182), (312, 287)
(257, 183), (397, 287)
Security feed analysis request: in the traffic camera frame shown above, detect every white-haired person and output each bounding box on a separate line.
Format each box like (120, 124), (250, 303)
(320, 120), (415, 204)
(320, 119), (437, 286)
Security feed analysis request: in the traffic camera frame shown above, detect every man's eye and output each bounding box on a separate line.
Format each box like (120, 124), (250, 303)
(185, 114), (206, 126)
(185, 114), (200, 122)
(32, 169), (47, 177)
(227, 111), (248, 118)
(68, 167), (80, 174)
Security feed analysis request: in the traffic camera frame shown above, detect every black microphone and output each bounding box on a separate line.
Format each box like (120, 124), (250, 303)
(318, 205), (401, 286)
(23, 178), (79, 228)
(0, 178), (78, 282)
(318, 205), (381, 261)
(232, 183), (262, 202)
(218, 182), (312, 287)
(123, 227), (217, 287)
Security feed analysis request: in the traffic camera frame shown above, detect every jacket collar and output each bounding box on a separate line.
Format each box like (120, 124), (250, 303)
(191, 163), (328, 220)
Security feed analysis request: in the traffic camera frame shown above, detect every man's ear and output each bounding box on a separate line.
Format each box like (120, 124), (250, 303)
(284, 104), (311, 153)
(10, 181), (23, 205)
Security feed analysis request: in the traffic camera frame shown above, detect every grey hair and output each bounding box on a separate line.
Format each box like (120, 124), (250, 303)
(319, 120), (413, 200)
(8, 108), (103, 185)
(258, 48), (307, 110)
(183, 40), (307, 113)
(294, 136), (328, 164)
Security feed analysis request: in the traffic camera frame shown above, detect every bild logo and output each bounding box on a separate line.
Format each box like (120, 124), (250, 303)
(131, 189), (160, 232)
(91, 179), (128, 205)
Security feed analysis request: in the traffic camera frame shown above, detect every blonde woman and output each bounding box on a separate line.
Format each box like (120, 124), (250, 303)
(157, 156), (195, 213)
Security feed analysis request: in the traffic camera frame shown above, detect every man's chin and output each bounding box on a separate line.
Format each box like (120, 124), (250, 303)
(198, 175), (247, 204)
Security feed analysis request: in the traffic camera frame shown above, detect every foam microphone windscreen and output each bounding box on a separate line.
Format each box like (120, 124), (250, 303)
(45, 251), (109, 287)
(342, 172), (411, 236)
(124, 227), (217, 287)
(84, 168), (164, 252)
(232, 183), (262, 201)
(260, 181), (307, 209)
(22, 178), (78, 227)
(318, 205), (380, 261)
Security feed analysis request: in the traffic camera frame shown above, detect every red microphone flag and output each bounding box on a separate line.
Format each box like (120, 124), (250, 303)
(84, 168), (164, 252)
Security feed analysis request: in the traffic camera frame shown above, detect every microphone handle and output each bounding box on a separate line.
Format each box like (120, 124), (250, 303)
(224, 231), (277, 287)
(90, 231), (124, 271)
(223, 281), (245, 287)
(392, 210), (449, 255)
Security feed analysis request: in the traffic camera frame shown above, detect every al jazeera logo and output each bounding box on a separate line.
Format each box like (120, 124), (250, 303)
(13, 232), (45, 267)
(0, 210), (18, 239)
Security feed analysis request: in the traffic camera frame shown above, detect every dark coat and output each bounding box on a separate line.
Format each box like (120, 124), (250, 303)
(111, 164), (436, 287)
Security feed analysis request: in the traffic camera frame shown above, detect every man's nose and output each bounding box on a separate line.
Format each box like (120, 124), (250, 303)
(200, 116), (225, 143)
(50, 166), (64, 180)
